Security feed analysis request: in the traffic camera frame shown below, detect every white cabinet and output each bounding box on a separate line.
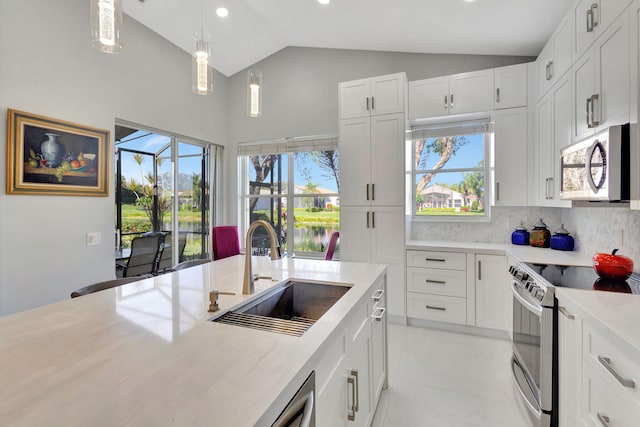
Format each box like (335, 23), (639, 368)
(630, 0), (640, 209)
(573, 11), (630, 142)
(405, 250), (469, 326)
(341, 206), (405, 317)
(557, 301), (580, 427)
(339, 73), (406, 319)
(494, 64), (528, 110)
(493, 107), (528, 206)
(534, 72), (572, 207)
(339, 73), (406, 119)
(339, 113), (405, 208)
(536, 14), (573, 100)
(573, 0), (632, 60)
(316, 275), (387, 427)
(474, 254), (511, 332)
(409, 69), (494, 119)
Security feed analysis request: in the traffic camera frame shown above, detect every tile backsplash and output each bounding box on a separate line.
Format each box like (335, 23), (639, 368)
(410, 206), (640, 269)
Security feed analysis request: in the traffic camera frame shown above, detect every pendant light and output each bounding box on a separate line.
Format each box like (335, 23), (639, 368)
(193, 0), (214, 95)
(247, 68), (263, 117)
(246, 28), (262, 117)
(90, 0), (123, 54)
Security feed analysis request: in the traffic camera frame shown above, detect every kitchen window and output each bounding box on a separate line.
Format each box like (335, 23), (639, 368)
(410, 118), (491, 221)
(238, 135), (339, 258)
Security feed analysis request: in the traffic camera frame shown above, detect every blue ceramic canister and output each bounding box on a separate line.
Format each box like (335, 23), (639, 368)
(511, 222), (530, 246)
(550, 224), (575, 251)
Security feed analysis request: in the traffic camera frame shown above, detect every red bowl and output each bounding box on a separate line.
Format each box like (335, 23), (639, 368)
(592, 250), (634, 280)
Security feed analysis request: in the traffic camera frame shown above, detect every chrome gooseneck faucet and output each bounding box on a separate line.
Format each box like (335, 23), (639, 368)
(243, 220), (281, 294)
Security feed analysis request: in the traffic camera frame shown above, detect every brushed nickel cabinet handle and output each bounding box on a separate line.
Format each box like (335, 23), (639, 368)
(496, 88), (500, 103)
(347, 375), (356, 421)
(366, 211), (370, 229)
(371, 306), (386, 321)
(444, 95), (448, 109)
(597, 412), (610, 427)
(478, 260), (482, 280)
(372, 289), (385, 301)
(426, 305), (446, 311)
(586, 96), (593, 128)
(598, 355), (636, 388)
(366, 183), (370, 201)
(351, 369), (359, 412)
(425, 279), (446, 285)
(545, 63), (550, 81)
(371, 96), (375, 110)
(587, 7), (594, 32)
(496, 182), (500, 201)
(558, 307), (575, 319)
(366, 96), (370, 111)
(371, 183), (375, 200)
(372, 211), (375, 229)
(591, 94), (600, 127)
(548, 61), (553, 80)
(450, 94), (454, 109)
(425, 258), (446, 262)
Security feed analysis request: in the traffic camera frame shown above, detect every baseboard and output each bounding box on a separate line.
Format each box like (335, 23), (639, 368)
(405, 317), (511, 341)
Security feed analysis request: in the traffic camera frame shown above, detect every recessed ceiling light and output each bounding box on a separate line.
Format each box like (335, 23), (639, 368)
(318, 0), (330, 5)
(216, 7), (229, 17)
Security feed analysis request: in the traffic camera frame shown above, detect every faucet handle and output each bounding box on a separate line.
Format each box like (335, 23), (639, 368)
(208, 290), (236, 312)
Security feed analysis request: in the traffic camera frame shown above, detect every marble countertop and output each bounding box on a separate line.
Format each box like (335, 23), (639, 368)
(0, 256), (386, 427)
(406, 239), (594, 266)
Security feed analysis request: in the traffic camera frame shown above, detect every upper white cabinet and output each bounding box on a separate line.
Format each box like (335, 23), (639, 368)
(493, 107), (528, 206)
(630, 0), (640, 210)
(534, 72), (572, 207)
(340, 113), (405, 207)
(409, 69), (494, 119)
(573, 11), (630, 142)
(536, 14), (573, 100)
(494, 63), (528, 110)
(573, 0), (632, 59)
(339, 72), (405, 119)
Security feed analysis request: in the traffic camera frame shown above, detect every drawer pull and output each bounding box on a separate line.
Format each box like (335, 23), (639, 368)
(597, 412), (610, 427)
(425, 258), (446, 262)
(425, 279), (446, 285)
(371, 306), (386, 321)
(347, 375), (356, 421)
(426, 305), (446, 311)
(372, 289), (385, 301)
(558, 306), (575, 319)
(598, 355), (636, 388)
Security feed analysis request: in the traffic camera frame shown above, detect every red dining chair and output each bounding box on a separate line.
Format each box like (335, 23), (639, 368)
(212, 225), (241, 260)
(324, 231), (340, 260)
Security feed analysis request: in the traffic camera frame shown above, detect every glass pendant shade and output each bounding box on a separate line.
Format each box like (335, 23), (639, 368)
(247, 68), (263, 117)
(192, 35), (213, 95)
(90, 0), (123, 54)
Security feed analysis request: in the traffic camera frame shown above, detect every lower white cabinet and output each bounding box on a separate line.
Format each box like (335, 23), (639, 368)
(557, 294), (640, 427)
(474, 254), (511, 332)
(406, 248), (510, 332)
(316, 275), (387, 427)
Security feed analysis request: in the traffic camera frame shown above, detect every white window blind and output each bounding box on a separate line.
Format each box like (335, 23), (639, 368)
(410, 118), (492, 140)
(238, 134), (338, 156)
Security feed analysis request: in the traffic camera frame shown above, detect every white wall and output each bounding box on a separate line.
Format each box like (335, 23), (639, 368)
(0, 0), (229, 315)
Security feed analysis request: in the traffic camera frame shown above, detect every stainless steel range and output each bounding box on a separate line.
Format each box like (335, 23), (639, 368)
(508, 260), (640, 427)
(509, 262), (556, 427)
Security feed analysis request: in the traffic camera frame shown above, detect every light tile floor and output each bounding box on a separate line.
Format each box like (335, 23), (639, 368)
(371, 323), (538, 427)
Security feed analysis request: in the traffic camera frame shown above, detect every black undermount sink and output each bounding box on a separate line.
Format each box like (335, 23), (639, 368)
(211, 280), (352, 336)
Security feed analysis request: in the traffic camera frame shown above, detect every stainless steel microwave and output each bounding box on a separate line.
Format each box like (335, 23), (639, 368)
(559, 124), (630, 201)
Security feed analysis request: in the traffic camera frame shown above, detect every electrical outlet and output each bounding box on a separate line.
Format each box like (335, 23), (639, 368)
(87, 232), (101, 246)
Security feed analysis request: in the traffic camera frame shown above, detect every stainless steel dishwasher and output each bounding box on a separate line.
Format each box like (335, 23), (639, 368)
(272, 371), (315, 427)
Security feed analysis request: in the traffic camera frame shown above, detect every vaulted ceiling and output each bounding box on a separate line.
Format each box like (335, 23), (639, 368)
(124, 0), (574, 77)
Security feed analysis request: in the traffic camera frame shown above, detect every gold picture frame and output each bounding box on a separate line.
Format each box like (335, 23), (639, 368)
(6, 109), (109, 196)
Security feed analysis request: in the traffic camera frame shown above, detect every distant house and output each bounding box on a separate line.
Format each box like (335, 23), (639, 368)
(293, 185), (339, 209)
(419, 184), (466, 210)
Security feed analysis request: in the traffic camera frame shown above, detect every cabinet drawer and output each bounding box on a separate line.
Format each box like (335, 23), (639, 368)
(583, 321), (640, 404)
(407, 292), (466, 325)
(581, 358), (640, 427)
(406, 250), (466, 270)
(406, 267), (466, 297)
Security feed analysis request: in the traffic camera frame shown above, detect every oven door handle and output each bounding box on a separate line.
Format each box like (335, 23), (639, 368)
(512, 282), (543, 316)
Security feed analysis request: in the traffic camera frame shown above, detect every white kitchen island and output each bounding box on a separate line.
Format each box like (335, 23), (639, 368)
(0, 256), (387, 427)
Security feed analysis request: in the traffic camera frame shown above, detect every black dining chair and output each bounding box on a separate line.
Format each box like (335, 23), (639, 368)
(117, 234), (162, 277)
(70, 276), (147, 298)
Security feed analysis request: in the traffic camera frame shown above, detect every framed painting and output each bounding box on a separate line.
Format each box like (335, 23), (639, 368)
(6, 109), (109, 196)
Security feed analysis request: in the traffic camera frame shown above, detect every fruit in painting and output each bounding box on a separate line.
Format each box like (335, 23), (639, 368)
(70, 160), (80, 169)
